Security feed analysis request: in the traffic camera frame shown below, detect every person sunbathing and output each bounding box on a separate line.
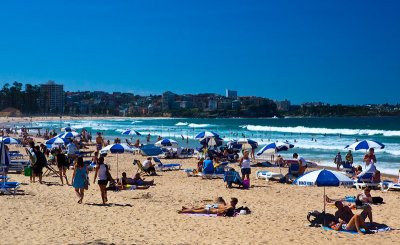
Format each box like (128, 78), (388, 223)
(133, 173), (154, 185)
(326, 187), (373, 208)
(178, 198), (238, 216)
(331, 201), (374, 234)
(181, 197), (226, 211)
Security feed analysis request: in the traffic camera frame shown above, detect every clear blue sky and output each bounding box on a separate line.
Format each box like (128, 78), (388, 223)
(0, 0), (399, 105)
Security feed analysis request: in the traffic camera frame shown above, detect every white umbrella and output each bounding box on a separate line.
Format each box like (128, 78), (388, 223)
(99, 144), (134, 178)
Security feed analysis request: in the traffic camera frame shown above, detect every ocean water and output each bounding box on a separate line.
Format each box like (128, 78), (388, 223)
(28, 116), (400, 175)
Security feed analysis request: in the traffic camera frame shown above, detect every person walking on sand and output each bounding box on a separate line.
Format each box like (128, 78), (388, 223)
(55, 148), (70, 185)
(334, 152), (342, 170)
(93, 156), (112, 205)
(72, 157), (88, 204)
(239, 150), (251, 183)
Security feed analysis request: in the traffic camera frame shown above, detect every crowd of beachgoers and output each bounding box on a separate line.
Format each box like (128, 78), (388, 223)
(1, 122), (400, 244)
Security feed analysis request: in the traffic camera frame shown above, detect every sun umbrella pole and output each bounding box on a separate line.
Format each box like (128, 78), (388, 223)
(117, 154), (119, 179)
(323, 186), (326, 214)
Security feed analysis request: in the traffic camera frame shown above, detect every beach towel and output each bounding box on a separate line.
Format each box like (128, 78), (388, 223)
(183, 212), (239, 217)
(322, 224), (399, 234)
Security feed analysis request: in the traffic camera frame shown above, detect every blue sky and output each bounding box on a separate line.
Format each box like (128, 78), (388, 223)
(0, 1), (399, 104)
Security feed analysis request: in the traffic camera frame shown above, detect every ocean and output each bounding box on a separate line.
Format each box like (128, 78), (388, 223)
(26, 116), (400, 175)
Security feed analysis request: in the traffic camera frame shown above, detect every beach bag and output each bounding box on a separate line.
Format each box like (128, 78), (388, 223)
(372, 196), (383, 204)
(243, 179), (250, 188)
(307, 211), (335, 227)
(24, 167), (32, 177)
(235, 206), (251, 215)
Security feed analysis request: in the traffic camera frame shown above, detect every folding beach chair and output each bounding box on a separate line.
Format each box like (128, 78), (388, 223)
(223, 169), (243, 188)
(132, 160), (151, 176)
(152, 157), (181, 171)
(256, 171), (284, 182)
(380, 170), (400, 192)
(354, 172), (379, 190)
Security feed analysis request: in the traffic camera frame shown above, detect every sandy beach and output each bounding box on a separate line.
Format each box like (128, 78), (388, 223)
(1, 132), (400, 245)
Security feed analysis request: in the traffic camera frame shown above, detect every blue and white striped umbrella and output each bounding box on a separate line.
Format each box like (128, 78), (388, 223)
(99, 143), (134, 178)
(121, 129), (141, 136)
(345, 140), (385, 151)
(195, 131), (219, 139)
(57, 132), (79, 139)
(46, 137), (69, 146)
(200, 137), (223, 146)
(257, 142), (294, 156)
(294, 169), (354, 214)
(228, 139), (258, 150)
(61, 126), (75, 132)
(155, 139), (178, 147)
(100, 143), (134, 154)
(0, 137), (20, 144)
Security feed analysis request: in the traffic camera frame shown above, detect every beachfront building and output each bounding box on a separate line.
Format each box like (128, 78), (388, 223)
(226, 89), (238, 98)
(40, 80), (64, 114)
(275, 99), (291, 111)
(208, 99), (217, 111)
(162, 91), (175, 110)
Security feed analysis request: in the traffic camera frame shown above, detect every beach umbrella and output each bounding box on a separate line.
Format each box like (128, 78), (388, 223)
(228, 139), (258, 150)
(100, 144), (134, 178)
(257, 142), (294, 156)
(57, 132), (79, 139)
(345, 140), (385, 151)
(200, 137), (223, 147)
(293, 169), (354, 215)
(195, 131), (219, 139)
(0, 140), (11, 185)
(155, 139), (178, 147)
(0, 137), (20, 144)
(45, 137), (69, 148)
(121, 129), (141, 136)
(61, 126), (75, 132)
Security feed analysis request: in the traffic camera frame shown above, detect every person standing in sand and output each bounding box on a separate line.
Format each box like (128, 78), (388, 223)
(239, 150), (251, 184)
(55, 149), (69, 185)
(93, 156), (111, 205)
(96, 132), (104, 151)
(334, 152), (342, 170)
(72, 157), (88, 204)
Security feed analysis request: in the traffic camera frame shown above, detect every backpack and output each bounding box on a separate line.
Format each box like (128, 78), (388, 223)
(307, 211), (335, 227)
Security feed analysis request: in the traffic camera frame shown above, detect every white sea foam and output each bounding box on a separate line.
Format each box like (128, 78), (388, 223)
(188, 123), (213, 128)
(243, 125), (400, 137)
(175, 122), (188, 126)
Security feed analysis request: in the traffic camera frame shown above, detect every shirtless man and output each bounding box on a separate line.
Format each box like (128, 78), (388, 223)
(96, 133), (104, 151)
(178, 198), (238, 216)
(332, 201), (374, 234)
(326, 187), (374, 214)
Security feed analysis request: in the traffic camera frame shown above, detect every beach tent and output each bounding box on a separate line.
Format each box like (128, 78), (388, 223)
(257, 142), (294, 156)
(293, 169), (354, 216)
(345, 140), (385, 151)
(100, 144), (134, 178)
(140, 144), (163, 156)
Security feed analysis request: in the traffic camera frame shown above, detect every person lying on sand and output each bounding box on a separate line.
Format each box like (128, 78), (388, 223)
(180, 197), (226, 211)
(332, 201), (375, 234)
(326, 187), (373, 209)
(178, 198), (238, 216)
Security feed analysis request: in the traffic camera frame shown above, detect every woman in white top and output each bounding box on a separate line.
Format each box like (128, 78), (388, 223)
(93, 156), (112, 205)
(239, 150), (251, 181)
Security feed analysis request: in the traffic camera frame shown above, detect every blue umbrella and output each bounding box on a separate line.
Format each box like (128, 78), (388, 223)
(155, 139), (178, 147)
(195, 131), (219, 139)
(0, 140), (11, 185)
(294, 169), (354, 214)
(100, 144), (134, 177)
(257, 142), (294, 156)
(228, 139), (258, 150)
(345, 140), (385, 151)
(57, 132), (79, 139)
(121, 129), (141, 136)
(0, 137), (20, 144)
(200, 137), (223, 146)
(46, 137), (69, 148)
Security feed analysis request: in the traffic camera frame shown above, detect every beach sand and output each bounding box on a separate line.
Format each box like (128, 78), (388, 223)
(1, 134), (400, 245)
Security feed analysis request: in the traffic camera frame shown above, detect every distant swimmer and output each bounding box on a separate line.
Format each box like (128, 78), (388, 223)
(355, 139), (358, 142)
(294, 139), (297, 142)
(339, 134), (342, 138)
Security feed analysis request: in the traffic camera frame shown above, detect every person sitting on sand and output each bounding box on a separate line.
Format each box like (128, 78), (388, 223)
(293, 153), (306, 176)
(178, 197), (238, 216)
(331, 201), (374, 234)
(132, 173), (154, 185)
(274, 155), (286, 167)
(116, 174), (150, 190)
(197, 158), (204, 172)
